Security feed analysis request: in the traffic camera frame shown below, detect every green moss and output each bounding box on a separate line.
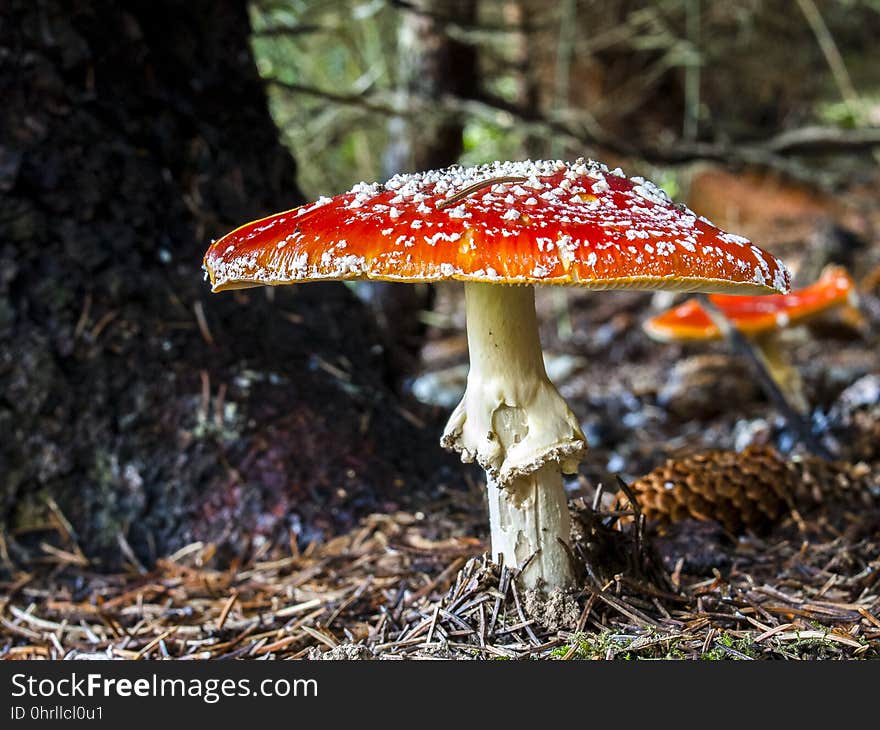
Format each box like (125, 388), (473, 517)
(551, 630), (688, 660)
(701, 632), (762, 660)
(769, 631), (869, 660)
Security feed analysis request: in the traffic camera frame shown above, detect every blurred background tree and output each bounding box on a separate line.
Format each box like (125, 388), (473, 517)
(251, 0), (880, 199)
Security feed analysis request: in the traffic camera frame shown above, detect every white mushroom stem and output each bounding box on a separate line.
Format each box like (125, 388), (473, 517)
(442, 283), (586, 589)
(486, 465), (574, 590)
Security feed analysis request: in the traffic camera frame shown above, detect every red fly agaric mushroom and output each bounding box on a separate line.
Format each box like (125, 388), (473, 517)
(203, 159), (790, 590)
(643, 265), (858, 414)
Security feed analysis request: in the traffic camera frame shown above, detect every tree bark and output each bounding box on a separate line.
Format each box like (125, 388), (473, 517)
(0, 0), (448, 566)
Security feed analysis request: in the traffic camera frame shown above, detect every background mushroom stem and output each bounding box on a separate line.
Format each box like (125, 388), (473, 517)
(442, 283), (586, 589)
(697, 294), (832, 458)
(753, 332), (809, 414)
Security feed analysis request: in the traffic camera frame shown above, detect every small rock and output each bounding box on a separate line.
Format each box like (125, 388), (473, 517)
(732, 416), (773, 452)
(410, 353), (586, 408)
(544, 352), (587, 384)
(409, 364), (467, 408)
(825, 373), (880, 460)
(831, 373), (880, 415)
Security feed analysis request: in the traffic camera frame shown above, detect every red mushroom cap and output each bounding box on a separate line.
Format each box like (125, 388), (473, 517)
(643, 265), (857, 341)
(203, 159), (790, 295)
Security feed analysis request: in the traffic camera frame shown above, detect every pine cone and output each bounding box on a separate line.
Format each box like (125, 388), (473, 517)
(617, 447), (877, 534)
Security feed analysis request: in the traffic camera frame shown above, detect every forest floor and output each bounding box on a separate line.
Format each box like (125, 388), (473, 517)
(0, 501), (878, 660)
(1, 164), (879, 660)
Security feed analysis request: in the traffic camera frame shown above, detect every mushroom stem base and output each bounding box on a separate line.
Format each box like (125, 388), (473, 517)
(487, 464), (574, 590)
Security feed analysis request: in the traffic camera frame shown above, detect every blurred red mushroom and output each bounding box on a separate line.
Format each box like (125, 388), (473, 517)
(644, 265), (859, 414)
(204, 159), (790, 589)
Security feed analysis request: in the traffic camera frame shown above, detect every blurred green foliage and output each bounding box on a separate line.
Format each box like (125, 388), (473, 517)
(250, 0), (397, 196)
(459, 120), (528, 170)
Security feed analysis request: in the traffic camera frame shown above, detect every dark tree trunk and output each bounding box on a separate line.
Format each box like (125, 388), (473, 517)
(0, 0), (450, 567)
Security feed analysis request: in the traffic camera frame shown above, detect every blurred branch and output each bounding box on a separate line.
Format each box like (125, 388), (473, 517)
(253, 23), (326, 38)
(651, 127), (880, 161)
(795, 0), (861, 115)
(473, 90), (621, 150)
(267, 77), (880, 185)
(268, 79), (399, 117)
(268, 76), (627, 151)
(765, 126), (880, 154)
